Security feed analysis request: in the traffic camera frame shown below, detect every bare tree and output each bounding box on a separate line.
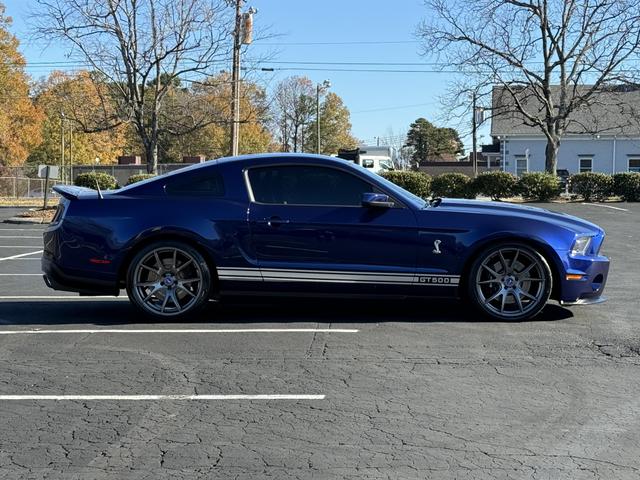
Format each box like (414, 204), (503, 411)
(272, 76), (315, 152)
(34, 0), (232, 173)
(419, 0), (640, 173)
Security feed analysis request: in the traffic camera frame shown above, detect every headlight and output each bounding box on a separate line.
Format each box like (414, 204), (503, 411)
(570, 236), (592, 256)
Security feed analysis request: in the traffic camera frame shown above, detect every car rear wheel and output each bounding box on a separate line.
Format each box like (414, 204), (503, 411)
(126, 241), (211, 320)
(468, 243), (552, 321)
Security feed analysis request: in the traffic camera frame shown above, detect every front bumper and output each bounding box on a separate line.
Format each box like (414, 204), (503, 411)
(559, 254), (609, 305)
(42, 254), (120, 296)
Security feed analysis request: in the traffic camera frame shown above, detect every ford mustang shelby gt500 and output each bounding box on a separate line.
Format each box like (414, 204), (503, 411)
(43, 153), (609, 321)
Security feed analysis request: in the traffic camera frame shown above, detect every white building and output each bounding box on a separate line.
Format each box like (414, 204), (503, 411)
(489, 85), (640, 175)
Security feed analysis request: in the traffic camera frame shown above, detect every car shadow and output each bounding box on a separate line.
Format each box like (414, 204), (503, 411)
(0, 297), (574, 327)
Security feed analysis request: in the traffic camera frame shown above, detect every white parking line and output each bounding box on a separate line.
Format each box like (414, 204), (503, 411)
(0, 250), (43, 262)
(0, 274), (41, 277)
(0, 246), (45, 248)
(581, 202), (629, 212)
(0, 394), (325, 401)
(0, 328), (359, 335)
(0, 236), (41, 239)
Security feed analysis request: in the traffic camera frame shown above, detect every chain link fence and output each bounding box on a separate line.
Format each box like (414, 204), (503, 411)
(0, 163), (193, 198)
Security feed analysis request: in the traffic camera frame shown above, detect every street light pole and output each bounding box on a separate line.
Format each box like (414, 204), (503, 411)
(60, 111), (65, 183)
(316, 80), (330, 154)
(230, 0), (242, 157)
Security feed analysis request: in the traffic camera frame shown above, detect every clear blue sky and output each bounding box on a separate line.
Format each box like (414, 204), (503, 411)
(3, 0), (489, 150)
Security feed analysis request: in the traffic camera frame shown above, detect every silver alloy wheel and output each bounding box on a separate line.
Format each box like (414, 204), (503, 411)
(475, 247), (547, 318)
(131, 247), (204, 316)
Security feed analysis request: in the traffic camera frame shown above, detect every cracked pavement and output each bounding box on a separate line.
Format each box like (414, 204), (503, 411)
(0, 203), (639, 479)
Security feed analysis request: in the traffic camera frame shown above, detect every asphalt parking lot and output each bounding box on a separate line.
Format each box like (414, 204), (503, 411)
(0, 203), (638, 479)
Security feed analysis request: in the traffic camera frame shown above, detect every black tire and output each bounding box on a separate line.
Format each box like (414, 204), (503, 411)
(126, 240), (212, 320)
(467, 242), (552, 321)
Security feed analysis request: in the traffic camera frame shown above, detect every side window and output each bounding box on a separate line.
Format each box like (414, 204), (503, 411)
(248, 165), (374, 206)
(165, 172), (225, 197)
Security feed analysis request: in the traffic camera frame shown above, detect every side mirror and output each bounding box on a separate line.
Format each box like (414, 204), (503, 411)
(362, 192), (394, 208)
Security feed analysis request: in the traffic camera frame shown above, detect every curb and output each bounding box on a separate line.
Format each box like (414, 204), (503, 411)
(3, 217), (49, 225)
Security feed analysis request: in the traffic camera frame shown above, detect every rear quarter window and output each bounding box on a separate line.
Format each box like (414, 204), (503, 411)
(164, 172), (225, 197)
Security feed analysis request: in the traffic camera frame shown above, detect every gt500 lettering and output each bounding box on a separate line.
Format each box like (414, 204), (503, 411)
(418, 276), (459, 285)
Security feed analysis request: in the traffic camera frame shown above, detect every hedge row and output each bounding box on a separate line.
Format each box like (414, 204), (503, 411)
(74, 172), (157, 190)
(570, 172), (640, 202)
(74, 172), (118, 190)
(381, 170), (640, 202)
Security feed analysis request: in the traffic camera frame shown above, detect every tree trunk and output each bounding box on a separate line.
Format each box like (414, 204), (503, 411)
(146, 141), (158, 174)
(544, 136), (560, 174)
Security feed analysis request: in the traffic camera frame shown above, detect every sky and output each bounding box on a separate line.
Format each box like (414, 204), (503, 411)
(2, 0), (490, 151)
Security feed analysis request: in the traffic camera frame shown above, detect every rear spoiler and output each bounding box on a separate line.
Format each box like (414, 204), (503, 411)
(52, 185), (100, 200)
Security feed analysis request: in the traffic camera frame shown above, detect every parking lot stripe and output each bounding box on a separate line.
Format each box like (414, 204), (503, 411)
(581, 202), (629, 212)
(0, 250), (43, 262)
(0, 394), (325, 401)
(0, 228), (45, 231)
(0, 246), (46, 248)
(0, 273), (41, 276)
(0, 328), (359, 335)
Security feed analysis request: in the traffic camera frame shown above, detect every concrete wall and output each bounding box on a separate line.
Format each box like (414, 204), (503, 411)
(500, 137), (640, 174)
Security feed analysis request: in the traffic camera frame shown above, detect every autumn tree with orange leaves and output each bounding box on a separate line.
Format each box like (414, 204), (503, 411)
(28, 71), (128, 167)
(0, 4), (42, 166)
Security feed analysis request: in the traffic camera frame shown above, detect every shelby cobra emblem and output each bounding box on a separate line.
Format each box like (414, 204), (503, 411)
(433, 239), (442, 254)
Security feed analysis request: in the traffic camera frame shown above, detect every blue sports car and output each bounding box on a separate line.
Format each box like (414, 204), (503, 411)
(43, 153), (609, 321)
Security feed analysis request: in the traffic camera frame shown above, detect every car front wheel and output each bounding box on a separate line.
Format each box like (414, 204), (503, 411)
(126, 241), (212, 320)
(468, 243), (552, 321)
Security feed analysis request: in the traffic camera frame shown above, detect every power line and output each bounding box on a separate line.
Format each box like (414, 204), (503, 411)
(253, 40), (419, 46)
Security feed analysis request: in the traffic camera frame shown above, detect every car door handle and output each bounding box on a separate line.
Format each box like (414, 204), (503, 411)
(263, 216), (290, 228)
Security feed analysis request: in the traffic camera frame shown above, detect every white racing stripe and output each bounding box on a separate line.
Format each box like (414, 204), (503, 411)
(218, 267), (460, 286)
(0, 394), (325, 401)
(0, 295), (126, 300)
(0, 236), (41, 239)
(0, 250), (43, 262)
(0, 246), (45, 248)
(0, 328), (359, 335)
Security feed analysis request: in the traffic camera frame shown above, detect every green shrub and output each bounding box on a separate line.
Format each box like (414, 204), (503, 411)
(473, 171), (517, 200)
(612, 172), (640, 201)
(570, 172), (614, 201)
(430, 173), (475, 199)
(126, 173), (157, 185)
(517, 172), (560, 201)
(380, 170), (431, 198)
(74, 172), (117, 190)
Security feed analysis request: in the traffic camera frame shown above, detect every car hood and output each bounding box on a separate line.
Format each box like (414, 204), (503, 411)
(430, 198), (603, 235)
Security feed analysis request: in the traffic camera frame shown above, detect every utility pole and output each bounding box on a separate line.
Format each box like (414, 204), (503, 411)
(471, 92), (477, 177)
(230, 0), (242, 157)
(316, 80), (330, 154)
(230, 2), (256, 157)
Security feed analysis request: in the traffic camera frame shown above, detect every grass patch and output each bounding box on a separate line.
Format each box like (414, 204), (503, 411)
(0, 197), (59, 207)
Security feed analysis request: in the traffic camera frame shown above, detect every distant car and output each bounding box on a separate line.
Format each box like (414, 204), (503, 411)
(556, 169), (571, 191)
(43, 154), (609, 321)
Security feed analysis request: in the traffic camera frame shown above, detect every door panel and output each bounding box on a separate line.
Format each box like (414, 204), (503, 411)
(248, 203), (419, 293)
